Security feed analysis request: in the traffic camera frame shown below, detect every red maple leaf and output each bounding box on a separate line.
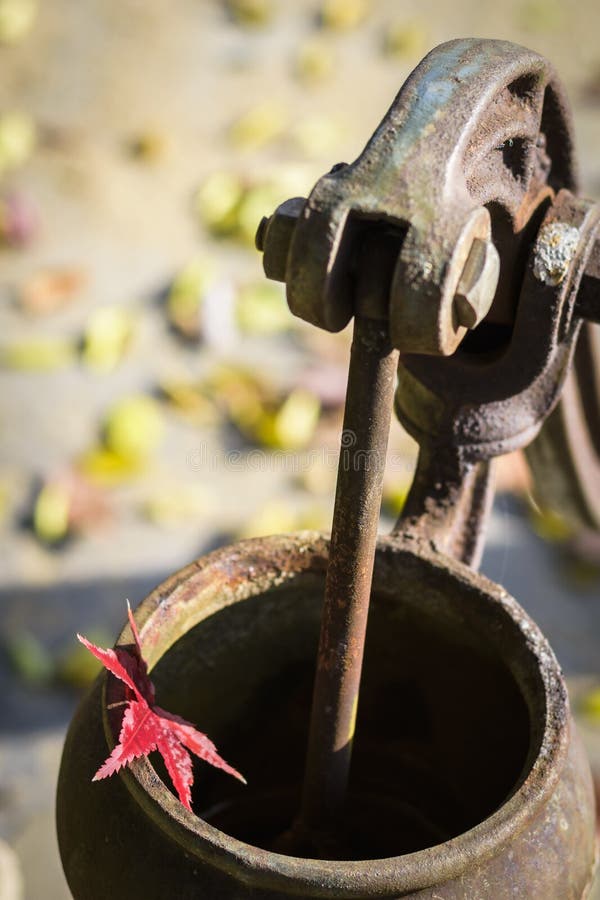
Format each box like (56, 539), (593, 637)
(77, 603), (246, 811)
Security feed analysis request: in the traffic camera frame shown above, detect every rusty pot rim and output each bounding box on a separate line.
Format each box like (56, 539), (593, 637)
(102, 531), (569, 899)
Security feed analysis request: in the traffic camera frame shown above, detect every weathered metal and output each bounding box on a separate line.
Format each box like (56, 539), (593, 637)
(526, 234), (600, 530)
(395, 189), (600, 565)
(453, 237), (500, 328)
(297, 231), (400, 845)
(57, 36), (600, 899)
(258, 39), (576, 358)
(57, 534), (597, 898)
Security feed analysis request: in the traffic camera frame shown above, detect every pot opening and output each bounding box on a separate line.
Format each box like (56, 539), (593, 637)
(148, 567), (533, 861)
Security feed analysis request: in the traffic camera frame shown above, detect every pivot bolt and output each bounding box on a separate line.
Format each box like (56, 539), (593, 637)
(454, 238), (500, 329)
(255, 197), (306, 282)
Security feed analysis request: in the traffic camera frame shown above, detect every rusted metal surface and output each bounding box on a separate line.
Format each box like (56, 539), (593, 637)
(297, 230), (400, 844)
(389, 191), (600, 568)
(56, 534), (596, 898)
(526, 236), (600, 530)
(393, 453), (496, 567)
(255, 37), (600, 565)
(298, 320), (398, 843)
(258, 39), (576, 357)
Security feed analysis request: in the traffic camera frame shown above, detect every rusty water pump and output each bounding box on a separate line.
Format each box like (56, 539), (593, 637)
(58, 39), (599, 898)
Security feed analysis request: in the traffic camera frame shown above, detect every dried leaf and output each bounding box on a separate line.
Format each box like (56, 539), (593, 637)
(78, 605), (245, 810)
(0, 190), (38, 247)
(208, 364), (270, 429)
(126, 130), (167, 163)
(19, 267), (86, 316)
(159, 381), (220, 427)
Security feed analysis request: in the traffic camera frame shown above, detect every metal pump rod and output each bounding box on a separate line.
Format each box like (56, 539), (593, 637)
(297, 235), (399, 845)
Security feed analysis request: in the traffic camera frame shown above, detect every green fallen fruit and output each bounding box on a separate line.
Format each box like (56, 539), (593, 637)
(6, 630), (53, 684)
(0, 0), (37, 45)
(142, 484), (212, 527)
(228, 102), (286, 152)
(236, 182), (289, 245)
(294, 38), (335, 85)
(82, 306), (134, 372)
(208, 364), (268, 429)
(236, 281), (291, 334)
(381, 20), (427, 59)
(292, 115), (342, 157)
(56, 633), (112, 688)
(579, 687), (600, 724)
(255, 389), (321, 450)
(528, 501), (573, 543)
(1, 337), (76, 371)
(319, 0), (369, 31)
(0, 110), (36, 175)
(226, 0), (274, 26)
(104, 395), (165, 461)
(160, 381), (220, 426)
(33, 481), (70, 543)
(166, 258), (215, 339)
(382, 478), (410, 516)
(237, 500), (300, 539)
(519, 0), (563, 32)
(78, 447), (146, 487)
(195, 171), (245, 237)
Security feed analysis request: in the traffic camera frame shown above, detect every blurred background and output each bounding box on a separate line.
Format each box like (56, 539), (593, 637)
(1, 0), (600, 896)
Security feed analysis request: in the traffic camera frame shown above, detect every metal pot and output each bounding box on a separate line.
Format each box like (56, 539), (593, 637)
(57, 533), (597, 898)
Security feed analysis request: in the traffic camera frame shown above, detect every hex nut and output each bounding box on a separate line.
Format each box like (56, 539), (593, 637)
(259, 196), (306, 283)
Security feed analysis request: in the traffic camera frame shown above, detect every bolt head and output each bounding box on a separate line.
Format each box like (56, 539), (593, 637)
(454, 238), (500, 330)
